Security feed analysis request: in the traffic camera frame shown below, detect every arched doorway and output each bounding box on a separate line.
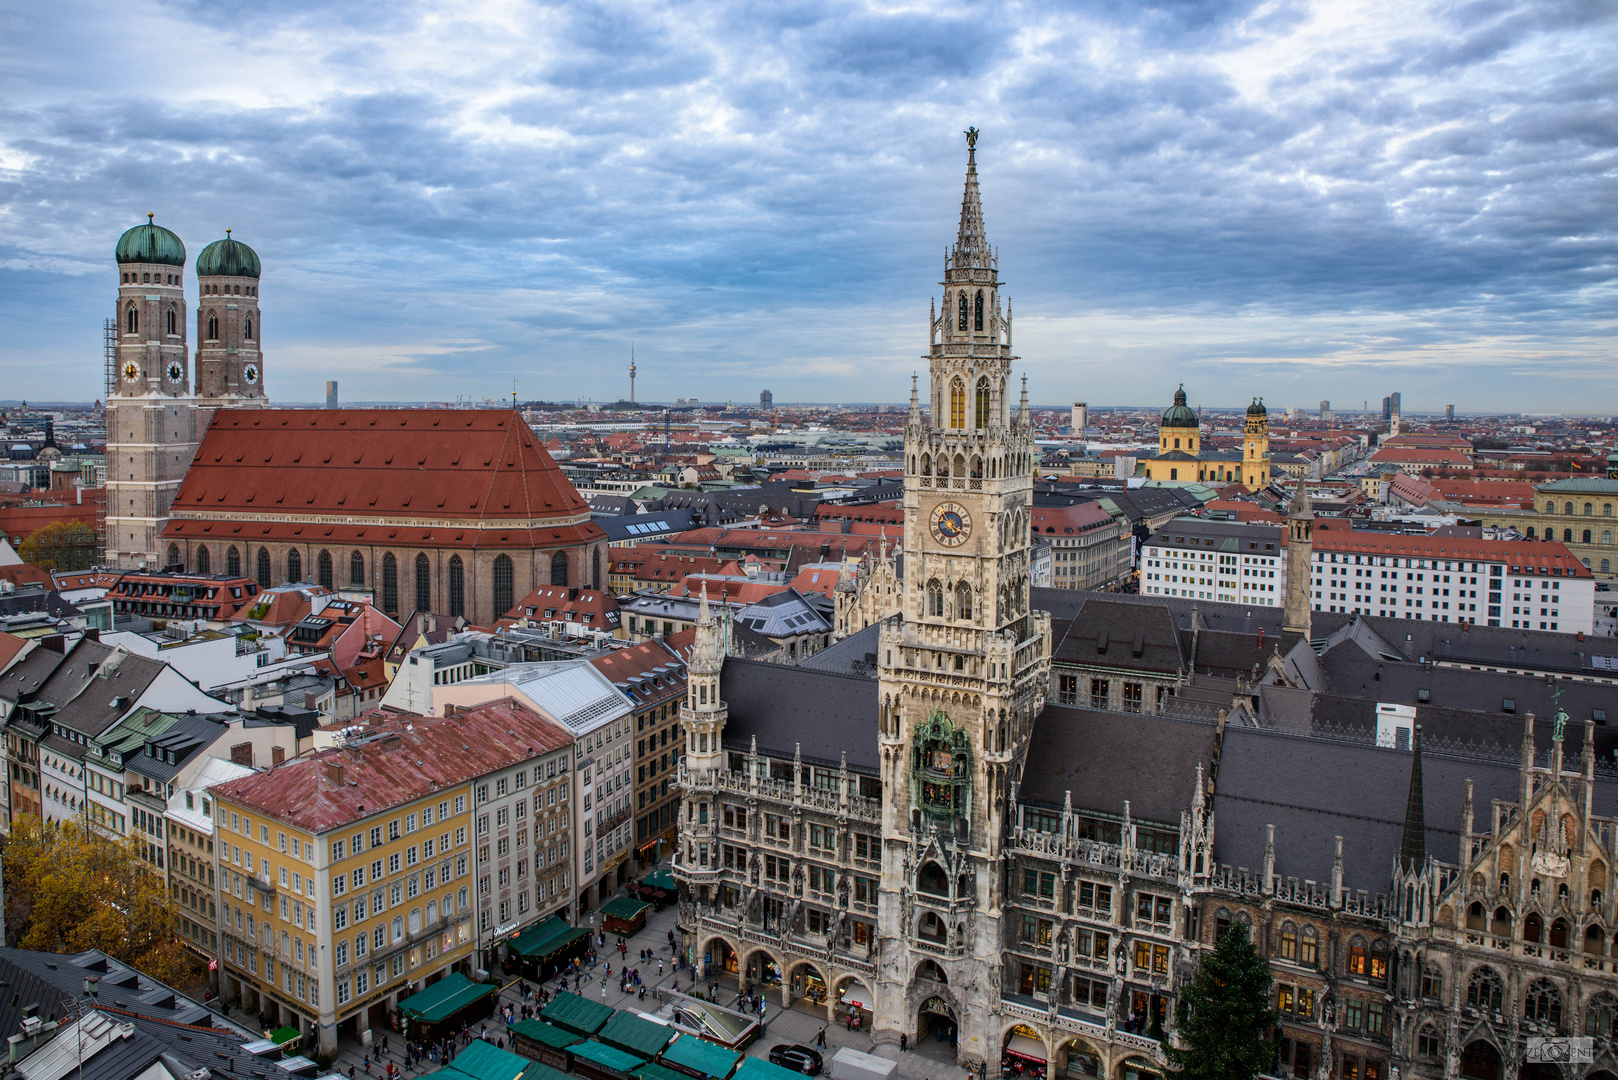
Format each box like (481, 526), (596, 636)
(787, 960), (830, 1015)
(1117, 1059), (1161, 1080)
(1002, 1025), (1047, 1079)
(917, 995), (958, 1058)
(1058, 1039), (1102, 1078)
(1459, 1040), (1501, 1080)
(702, 937), (737, 982)
(835, 976), (873, 1031)
(742, 948), (782, 996)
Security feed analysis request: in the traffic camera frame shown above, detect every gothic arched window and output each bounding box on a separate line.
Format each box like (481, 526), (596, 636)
(287, 549), (302, 583)
(226, 545), (241, 576)
(415, 553), (431, 612)
(926, 579), (944, 618)
(975, 378), (990, 429)
(551, 551), (568, 586)
(1588, 991), (1618, 1038)
(167, 544), (181, 569)
(317, 550), (333, 589)
(126, 306), (138, 334)
(493, 554), (514, 616)
(196, 545), (210, 574)
(244, 316), (253, 339)
(949, 379), (966, 429)
(448, 555), (465, 617)
(955, 582), (972, 621)
(1466, 966), (1503, 1011)
(957, 293), (967, 331)
(592, 547), (600, 589)
(382, 554), (398, 613)
(974, 291), (983, 331)
(256, 547), (272, 588)
(207, 313), (218, 340)
(349, 551), (365, 586)
(167, 306), (176, 336)
(1524, 978), (1563, 1028)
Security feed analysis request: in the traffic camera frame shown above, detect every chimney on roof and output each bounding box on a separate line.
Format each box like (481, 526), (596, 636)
(443, 703), (458, 718)
(325, 761), (344, 786)
(304, 692), (318, 710)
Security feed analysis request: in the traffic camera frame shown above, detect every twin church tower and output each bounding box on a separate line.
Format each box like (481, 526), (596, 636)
(108, 218), (267, 568)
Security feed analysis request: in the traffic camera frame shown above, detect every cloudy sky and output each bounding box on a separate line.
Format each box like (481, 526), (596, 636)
(2, 0), (1615, 412)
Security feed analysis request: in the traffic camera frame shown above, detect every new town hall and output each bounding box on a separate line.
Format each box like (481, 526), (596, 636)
(673, 139), (1618, 1080)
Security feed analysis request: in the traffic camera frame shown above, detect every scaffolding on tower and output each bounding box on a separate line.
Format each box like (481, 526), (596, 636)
(103, 318), (117, 403)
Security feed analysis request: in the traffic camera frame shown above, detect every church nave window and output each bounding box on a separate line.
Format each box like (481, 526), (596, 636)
(957, 292), (968, 331)
(949, 378), (966, 429)
(973, 291), (984, 331)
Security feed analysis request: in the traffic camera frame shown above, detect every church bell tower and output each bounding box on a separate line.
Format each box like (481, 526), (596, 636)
(872, 131), (1052, 1062)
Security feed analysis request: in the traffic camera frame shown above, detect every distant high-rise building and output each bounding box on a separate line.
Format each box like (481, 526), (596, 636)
(760, 389), (773, 410)
(1382, 395), (1392, 421)
(1071, 402), (1088, 431)
(1319, 400), (1331, 421)
(1446, 404), (1455, 421)
(326, 381), (338, 409)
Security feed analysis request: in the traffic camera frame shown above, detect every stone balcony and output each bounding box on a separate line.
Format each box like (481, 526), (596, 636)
(679, 764), (881, 825)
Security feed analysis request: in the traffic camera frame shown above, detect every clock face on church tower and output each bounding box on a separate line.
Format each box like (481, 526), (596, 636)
(122, 361), (139, 382)
(930, 501), (972, 547)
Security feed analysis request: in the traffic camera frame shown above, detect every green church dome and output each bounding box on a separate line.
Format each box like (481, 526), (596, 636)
(115, 214), (186, 267)
(197, 231), (261, 278)
(1160, 384), (1198, 429)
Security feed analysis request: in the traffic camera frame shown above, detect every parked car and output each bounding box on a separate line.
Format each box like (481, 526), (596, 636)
(769, 1045), (824, 1075)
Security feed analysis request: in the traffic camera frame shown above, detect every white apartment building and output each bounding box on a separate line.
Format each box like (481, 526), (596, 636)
(1140, 518), (1287, 607)
(1309, 528), (1596, 634)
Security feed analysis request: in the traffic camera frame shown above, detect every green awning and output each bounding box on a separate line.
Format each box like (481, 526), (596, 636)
(520, 1064), (574, 1080)
(596, 1011), (674, 1059)
(640, 870), (676, 892)
(509, 1020), (583, 1051)
(270, 1027), (301, 1046)
(658, 1035), (741, 1080)
(632, 1064), (691, 1080)
(399, 973), (500, 1024)
(509, 916), (590, 959)
(733, 1059), (810, 1080)
(541, 992), (615, 1036)
(599, 896), (651, 921)
(571, 1041), (648, 1074)
(439, 1041), (529, 1080)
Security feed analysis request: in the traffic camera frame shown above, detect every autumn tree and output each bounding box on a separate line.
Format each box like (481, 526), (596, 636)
(3, 815), (203, 988)
(1162, 922), (1279, 1080)
(17, 520), (98, 572)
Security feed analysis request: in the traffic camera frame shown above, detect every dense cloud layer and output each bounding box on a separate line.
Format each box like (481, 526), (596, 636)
(1, 0), (1614, 410)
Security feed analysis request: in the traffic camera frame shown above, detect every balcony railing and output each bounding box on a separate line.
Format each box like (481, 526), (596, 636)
(680, 765), (881, 823)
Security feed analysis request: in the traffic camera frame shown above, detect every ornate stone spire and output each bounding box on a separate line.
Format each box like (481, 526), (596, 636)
(1398, 724), (1426, 873)
(951, 128), (988, 273)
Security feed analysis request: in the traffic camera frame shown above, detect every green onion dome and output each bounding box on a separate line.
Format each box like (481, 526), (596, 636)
(197, 231), (261, 278)
(115, 214), (186, 266)
(1246, 397), (1268, 418)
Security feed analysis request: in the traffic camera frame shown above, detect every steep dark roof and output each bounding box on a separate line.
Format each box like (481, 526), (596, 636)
(1052, 598), (1184, 675)
(1019, 705), (1215, 827)
(719, 658), (878, 772)
(1212, 725), (1529, 894)
(797, 623), (880, 679)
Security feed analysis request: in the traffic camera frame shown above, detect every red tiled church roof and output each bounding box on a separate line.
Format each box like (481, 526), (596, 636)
(163, 409), (601, 550)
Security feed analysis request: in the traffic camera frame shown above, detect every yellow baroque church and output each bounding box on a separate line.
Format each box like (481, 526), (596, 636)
(1141, 385), (1273, 491)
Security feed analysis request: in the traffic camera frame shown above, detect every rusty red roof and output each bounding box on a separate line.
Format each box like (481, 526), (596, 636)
(162, 409), (603, 551)
(211, 697), (572, 833)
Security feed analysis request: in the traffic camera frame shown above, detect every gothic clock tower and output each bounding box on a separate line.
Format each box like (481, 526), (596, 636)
(872, 131), (1052, 1065)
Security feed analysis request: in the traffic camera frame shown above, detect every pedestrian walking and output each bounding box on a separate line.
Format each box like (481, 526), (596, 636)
(816, 1029), (826, 1050)
(900, 1034), (908, 1052)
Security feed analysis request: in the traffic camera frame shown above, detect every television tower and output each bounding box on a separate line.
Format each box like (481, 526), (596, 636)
(629, 345), (637, 405)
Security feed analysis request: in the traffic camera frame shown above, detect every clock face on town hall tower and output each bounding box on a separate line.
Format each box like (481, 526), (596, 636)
(930, 501), (972, 546)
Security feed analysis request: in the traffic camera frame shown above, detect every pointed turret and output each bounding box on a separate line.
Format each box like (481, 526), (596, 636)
(1398, 725), (1426, 873)
(1282, 485), (1315, 637)
(952, 129), (989, 271)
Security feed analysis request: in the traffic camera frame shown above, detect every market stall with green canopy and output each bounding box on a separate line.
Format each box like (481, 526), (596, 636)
(540, 992), (615, 1038)
(434, 1040), (528, 1080)
(631, 1063), (690, 1080)
(508, 916), (591, 977)
(517, 1062), (573, 1080)
(397, 973), (500, 1039)
(657, 1034), (741, 1080)
(570, 1040), (647, 1080)
(597, 1011), (674, 1059)
(599, 896), (651, 937)
(630, 870), (676, 904)
(508, 1020), (583, 1071)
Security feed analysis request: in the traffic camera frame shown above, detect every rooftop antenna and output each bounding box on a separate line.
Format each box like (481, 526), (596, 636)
(629, 345), (637, 405)
(512, 378), (518, 409)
